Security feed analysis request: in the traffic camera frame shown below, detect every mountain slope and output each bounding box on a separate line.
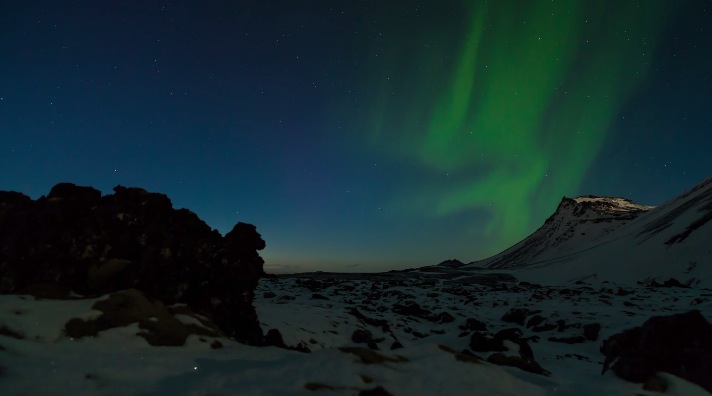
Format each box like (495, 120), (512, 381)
(465, 175), (712, 285)
(468, 196), (654, 269)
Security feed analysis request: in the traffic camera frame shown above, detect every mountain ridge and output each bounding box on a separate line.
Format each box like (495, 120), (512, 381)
(460, 174), (712, 285)
(466, 195), (654, 270)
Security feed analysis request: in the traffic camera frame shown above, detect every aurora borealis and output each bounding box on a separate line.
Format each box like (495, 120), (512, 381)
(360, 1), (673, 252)
(2, 1), (711, 272)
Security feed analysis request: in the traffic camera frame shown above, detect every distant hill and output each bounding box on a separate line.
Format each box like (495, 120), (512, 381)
(463, 175), (712, 285)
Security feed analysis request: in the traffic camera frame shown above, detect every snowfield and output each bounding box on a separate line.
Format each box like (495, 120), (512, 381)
(2, 176), (711, 395)
(1, 270), (710, 395)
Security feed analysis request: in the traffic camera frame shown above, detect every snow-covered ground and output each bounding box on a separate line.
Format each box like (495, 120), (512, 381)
(1, 271), (710, 395)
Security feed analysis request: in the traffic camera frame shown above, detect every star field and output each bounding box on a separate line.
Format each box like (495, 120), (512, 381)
(1, 1), (711, 273)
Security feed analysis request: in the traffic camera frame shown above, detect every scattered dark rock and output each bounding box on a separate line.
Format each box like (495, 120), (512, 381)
(265, 328), (287, 348)
(531, 323), (558, 332)
(459, 318), (487, 332)
(660, 278), (689, 288)
(501, 308), (529, 326)
(616, 288), (633, 296)
(392, 301), (431, 318)
(526, 315), (546, 328)
(643, 375), (668, 393)
(338, 347), (408, 364)
(359, 386), (394, 396)
(600, 310), (712, 392)
(433, 312), (455, 324)
(210, 340), (224, 349)
(469, 332), (505, 352)
(486, 353), (551, 376)
(64, 289), (220, 346)
(304, 383), (335, 391)
(0, 324), (24, 340)
(311, 293), (329, 300)
(0, 183), (267, 345)
(583, 323), (601, 341)
(438, 344), (482, 364)
(390, 341), (403, 350)
(548, 336), (586, 344)
(264, 328), (311, 353)
(556, 319), (567, 332)
(352, 329), (375, 344)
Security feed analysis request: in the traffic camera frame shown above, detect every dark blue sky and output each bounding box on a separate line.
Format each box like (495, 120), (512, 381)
(2, 1), (711, 273)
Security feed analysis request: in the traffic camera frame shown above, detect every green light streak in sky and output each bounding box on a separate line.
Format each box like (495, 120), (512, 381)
(362, 0), (672, 255)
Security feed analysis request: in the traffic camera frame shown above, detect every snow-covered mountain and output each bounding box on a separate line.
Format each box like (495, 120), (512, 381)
(465, 175), (712, 285)
(468, 196), (654, 270)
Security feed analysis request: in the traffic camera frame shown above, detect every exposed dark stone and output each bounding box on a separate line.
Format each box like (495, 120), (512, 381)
(390, 341), (403, 350)
(501, 308), (529, 326)
(469, 332), (505, 352)
(352, 329), (374, 344)
(600, 310), (712, 392)
(433, 311), (455, 324)
(0, 183), (266, 345)
(616, 288), (633, 296)
(649, 278), (690, 289)
(548, 336), (586, 344)
(64, 289), (220, 346)
(556, 319), (567, 332)
(359, 386), (394, 396)
(311, 293), (329, 300)
(532, 323), (558, 332)
(526, 315), (546, 328)
(486, 353), (551, 376)
(583, 323), (601, 341)
(265, 328), (288, 348)
(0, 324), (23, 340)
(459, 318), (487, 332)
(392, 301), (431, 317)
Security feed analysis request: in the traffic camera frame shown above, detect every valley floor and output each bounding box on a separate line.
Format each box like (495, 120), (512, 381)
(1, 269), (711, 395)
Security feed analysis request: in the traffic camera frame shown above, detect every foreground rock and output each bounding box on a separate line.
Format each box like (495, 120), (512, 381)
(0, 183), (266, 344)
(601, 310), (712, 392)
(65, 289), (221, 346)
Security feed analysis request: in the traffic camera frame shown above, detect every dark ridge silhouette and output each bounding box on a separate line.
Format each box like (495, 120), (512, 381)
(0, 182), (266, 344)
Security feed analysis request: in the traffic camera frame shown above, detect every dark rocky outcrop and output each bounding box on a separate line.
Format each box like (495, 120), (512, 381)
(600, 310), (712, 392)
(459, 318), (487, 332)
(0, 183), (266, 344)
(469, 327), (550, 376)
(583, 323), (601, 341)
(64, 289), (220, 346)
(501, 308), (529, 326)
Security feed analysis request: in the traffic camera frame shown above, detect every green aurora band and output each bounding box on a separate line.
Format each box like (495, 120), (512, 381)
(359, 0), (674, 255)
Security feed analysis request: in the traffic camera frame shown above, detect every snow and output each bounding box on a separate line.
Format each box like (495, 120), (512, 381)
(3, 271), (709, 395)
(573, 196), (654, 212)
(464, 175), (712, 286)
(1, 180), (711, 394)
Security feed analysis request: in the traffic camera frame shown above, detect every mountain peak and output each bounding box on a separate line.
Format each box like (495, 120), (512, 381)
(474, 195), (654, 270)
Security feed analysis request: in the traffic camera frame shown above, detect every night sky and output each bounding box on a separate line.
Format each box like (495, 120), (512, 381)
(2, 1), (711, 273)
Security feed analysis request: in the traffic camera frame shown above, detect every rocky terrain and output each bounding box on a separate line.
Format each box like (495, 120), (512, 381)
(1, 178), (711, 395)
(0, 183), (267, 344)
(255, 269), (712, 395)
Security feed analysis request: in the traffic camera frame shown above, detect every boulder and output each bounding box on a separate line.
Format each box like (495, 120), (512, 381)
(501, 308), (529, 326)
(64, 289), (220, 346)
(459, 318), (487, 332)
(583, 323), (601, 341)
(600, 310), (712, 392)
